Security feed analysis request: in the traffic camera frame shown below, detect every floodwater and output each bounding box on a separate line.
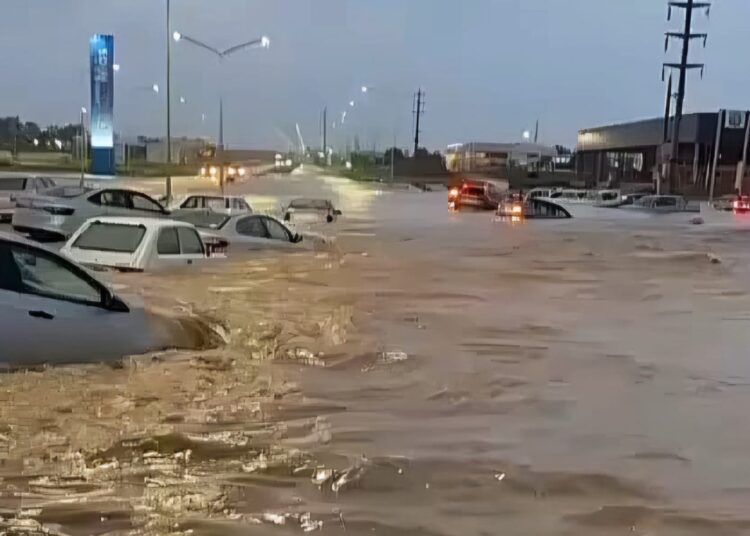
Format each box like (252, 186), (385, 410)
(4, 171), (750, 535)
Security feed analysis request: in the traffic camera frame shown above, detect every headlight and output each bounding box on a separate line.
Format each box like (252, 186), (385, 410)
(238, 167), (246, 176)
(209, 166), (217, 176)
(227, 167), (236, 176)
(200, 167), (207, 175)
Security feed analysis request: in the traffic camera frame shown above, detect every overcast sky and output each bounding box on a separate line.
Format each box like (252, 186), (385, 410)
(0, 0), (748, 150)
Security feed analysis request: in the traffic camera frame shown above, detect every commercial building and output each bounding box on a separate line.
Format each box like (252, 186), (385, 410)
(445, 142), (558, 177)
(576, 110), (750, 195)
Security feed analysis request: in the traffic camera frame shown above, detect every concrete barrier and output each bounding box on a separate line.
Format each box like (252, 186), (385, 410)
(17, 152), (72, 164)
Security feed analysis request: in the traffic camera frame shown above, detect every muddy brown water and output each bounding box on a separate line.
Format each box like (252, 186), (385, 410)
(3, 173), (750, 535)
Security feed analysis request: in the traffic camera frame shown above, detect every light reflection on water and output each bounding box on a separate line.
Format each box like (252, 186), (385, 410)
(3, 172), (750, 534)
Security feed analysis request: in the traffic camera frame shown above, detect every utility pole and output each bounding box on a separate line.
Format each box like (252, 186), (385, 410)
(662, 73), (673, 144)
(663, 0), (710, 194)
(413, 88), (425, 156)
(534, 119), (539, 144)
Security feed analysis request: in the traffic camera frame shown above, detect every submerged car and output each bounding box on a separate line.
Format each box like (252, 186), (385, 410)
(61, 217), (218, 272)
(0, 232), (160, 365)
(169, 194), (253, 216)
(0, 176), (57, 222)
(13, 186), (169, 241)
(174, 211), (328, 252)
(283, 198), (341, 223)
(448, 180), (505, 210)
(497, 198), (572, 219)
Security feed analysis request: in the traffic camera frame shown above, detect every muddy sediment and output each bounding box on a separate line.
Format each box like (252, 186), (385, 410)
(3, 179), (750, 535)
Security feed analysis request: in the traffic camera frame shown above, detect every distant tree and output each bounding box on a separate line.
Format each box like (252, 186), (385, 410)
(384, 147), (404, 161)
(414, 147), (430, 158)
(555, 144), (573, 156)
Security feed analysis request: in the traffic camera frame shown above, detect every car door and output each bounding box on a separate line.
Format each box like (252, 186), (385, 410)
(234, 215), (272, 250)
(262, 217), (298, 250)
(0, 240), (146, 365)
(153, 226), (204, 271)
(130, 192), (169, 218)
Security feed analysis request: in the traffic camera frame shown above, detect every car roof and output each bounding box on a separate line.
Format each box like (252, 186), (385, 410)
(81, 216), (197, 229)
(183, 193), (244, 199)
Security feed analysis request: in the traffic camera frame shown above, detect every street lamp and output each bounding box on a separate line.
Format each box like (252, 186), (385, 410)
(522, 130), (531, 141)
(349, 100), (355, 107)
(361, 86), (369, 94)
(172, 29), (270, 191)
(79, 107), (87, 185)
(152, 83), (160, 93)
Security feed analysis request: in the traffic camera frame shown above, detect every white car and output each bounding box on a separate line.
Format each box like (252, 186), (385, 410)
(61, 217), (219, 273)
(0, 232), (160, 365)
(0, 176), (57, 222)
(173, 211), (328, 252)
(13, 186), (169, 241)
(283, 198), (341, 224)
(169, 194), (253, 216)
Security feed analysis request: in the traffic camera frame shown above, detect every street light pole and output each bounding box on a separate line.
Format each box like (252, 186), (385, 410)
(165, 0), (173, 201)
(172, 31), (269, 193)
(79, 107), (87, 186)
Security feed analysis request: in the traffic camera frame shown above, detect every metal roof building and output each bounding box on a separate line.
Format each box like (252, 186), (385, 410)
(576, 111), (749, 195)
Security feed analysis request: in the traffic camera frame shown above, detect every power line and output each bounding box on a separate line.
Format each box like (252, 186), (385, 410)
(662, 0), (711, 193)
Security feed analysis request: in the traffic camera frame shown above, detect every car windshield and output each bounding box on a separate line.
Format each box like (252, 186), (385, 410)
(0, 178), (27, 190)
(72, 222), (146, 253)
(45, 186), (93, 198)
(172, 211), (231, 230)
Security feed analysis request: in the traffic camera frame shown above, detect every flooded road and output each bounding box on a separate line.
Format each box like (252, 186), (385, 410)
(4, 171), (750, 535)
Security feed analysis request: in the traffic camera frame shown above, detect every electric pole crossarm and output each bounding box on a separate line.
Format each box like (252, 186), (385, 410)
(668, 2), (711, 19)
(664, 32), (708, 51)
(662, 63), (705, 80)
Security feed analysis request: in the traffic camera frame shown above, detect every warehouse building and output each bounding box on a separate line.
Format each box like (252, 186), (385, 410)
(576, 110), (750, 195)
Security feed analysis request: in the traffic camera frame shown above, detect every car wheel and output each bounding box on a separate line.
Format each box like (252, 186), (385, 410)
(326, 214), (333, 223)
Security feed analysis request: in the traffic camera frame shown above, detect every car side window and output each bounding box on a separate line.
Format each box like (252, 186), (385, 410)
(182, 197), (199, 209)
(157, 227), (180, 255)
(6, 243), (102, 305)
(264, 218), (291, 241)
(178, 227), (204, 255)
(91, 190), (130, 208)
(132, 193), (164, 212)
(236, 216), (267, 238)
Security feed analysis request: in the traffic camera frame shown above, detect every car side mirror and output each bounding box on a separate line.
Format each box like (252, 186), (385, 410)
(333, 209), (342, 216)
(102, 290), (130, 313)
(292, 233), (303, 244)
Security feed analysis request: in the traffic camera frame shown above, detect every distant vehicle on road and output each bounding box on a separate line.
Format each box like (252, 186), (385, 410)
(448, 180), (506, 210)
(0, 176), (57, 222)
(61, 217), (219, 273)
(199, 163), (247, 182)
(12, 187), (169, 241)
(168, 194), (252, 216)
(0, 232), (159, 365)
(283, 198), (341, 224)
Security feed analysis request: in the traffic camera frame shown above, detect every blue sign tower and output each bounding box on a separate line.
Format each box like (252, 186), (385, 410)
(89, 34), (115, 175)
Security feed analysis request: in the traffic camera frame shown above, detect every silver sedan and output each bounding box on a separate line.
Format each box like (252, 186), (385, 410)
(12, 186), (169, 240)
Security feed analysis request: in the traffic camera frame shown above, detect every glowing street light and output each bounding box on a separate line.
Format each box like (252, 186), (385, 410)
(152, 83), (160, 93)
(113, 63), (120, 72)
(361, 85), (369, 93)
(349, 100), (355, 107)
(522, 130), (531, 141)
(172, 31), (182, 42)
(179, 96), (186, 104)
(261, 36), (271, 48)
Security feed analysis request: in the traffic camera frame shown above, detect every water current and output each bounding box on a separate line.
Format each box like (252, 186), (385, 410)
(3, 173), (750, 535)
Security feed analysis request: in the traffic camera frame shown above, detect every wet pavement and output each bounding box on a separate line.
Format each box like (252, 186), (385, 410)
(4, 170), (750, 535)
